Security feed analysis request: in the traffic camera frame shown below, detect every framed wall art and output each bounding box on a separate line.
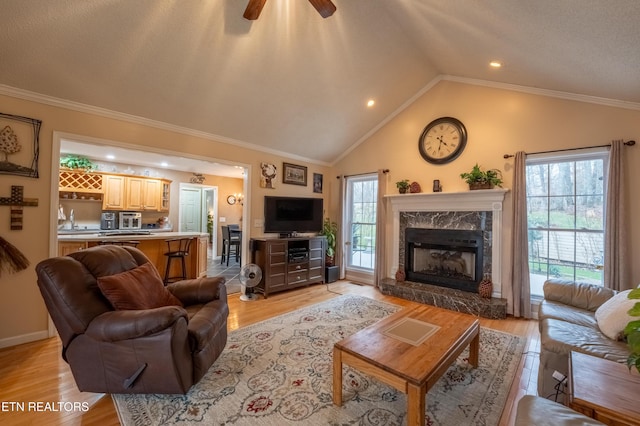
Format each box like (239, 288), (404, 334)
(0, 112), (41, 178)
(283, 162), (307, 186)
(313, 173), (323, 193)
(260, 162), (277, 188)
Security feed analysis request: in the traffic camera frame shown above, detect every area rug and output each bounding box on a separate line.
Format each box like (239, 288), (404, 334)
(113, 295), (525, 425)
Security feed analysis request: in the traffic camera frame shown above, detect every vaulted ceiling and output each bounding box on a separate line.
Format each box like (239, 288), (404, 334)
(2, 1), (639, 165)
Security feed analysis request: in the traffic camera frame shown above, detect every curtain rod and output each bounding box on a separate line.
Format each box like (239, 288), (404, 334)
(503, 140), (635, 159)
(337, 169), (389, 179)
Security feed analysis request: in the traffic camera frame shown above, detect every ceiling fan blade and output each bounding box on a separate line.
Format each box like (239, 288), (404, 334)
(243, 0), (268, 20)
(308, 0), (336, 18)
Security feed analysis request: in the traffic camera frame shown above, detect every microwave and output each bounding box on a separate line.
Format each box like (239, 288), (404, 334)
(119, 212), (142, 230)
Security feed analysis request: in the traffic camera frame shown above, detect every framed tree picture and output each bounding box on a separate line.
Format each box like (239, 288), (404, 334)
(283, 162), (307, 186)
(0, 112), (41, 178)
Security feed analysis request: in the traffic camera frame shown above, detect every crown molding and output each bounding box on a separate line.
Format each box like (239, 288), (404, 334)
(441, 75), (640, 111)
(0, 84), (331, 167)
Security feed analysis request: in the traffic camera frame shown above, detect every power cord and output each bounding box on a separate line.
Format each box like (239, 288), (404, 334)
(546, 371), (567, 402)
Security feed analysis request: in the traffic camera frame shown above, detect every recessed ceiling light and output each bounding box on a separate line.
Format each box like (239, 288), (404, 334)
(160, 162), (169, 167)
(489, 61), (502, 68)
(106, 154), (115, 160)
(367, 99), (375, 107)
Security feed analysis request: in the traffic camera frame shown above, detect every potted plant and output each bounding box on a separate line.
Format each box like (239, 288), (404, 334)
(207, 213), (214, 242)
(60, 155), (96, 172)
(460, 163), (503, 190)
(320, 217), (338, 266)
(624, 288), (640, 372)
(396, 179), (410, 194)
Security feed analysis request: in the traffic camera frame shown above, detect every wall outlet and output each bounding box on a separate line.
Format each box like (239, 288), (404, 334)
(254, 218), (264, 228)
(219, 217), (226, 223)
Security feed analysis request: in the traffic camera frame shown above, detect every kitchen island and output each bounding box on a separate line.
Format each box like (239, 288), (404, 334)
(58, 231), (210, 280)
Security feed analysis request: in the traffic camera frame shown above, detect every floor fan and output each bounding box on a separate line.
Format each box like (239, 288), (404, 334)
(239, 263), (262, 301)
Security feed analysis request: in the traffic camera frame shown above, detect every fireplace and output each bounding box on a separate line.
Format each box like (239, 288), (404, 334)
(405, 228), (483, 293)
(379, 190), (508, 319)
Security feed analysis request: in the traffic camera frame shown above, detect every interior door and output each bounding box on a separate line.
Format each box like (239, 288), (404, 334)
(179, 186), (202, 232)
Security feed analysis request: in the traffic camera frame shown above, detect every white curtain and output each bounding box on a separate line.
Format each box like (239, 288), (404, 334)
(604, 140), (630, 290)
(373, 169), (388, 287)
(510, 151), (531, 318)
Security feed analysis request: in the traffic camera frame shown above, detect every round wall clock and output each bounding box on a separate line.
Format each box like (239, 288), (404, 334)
(226, 195), (237, 205)
(418, 117), (467, 164)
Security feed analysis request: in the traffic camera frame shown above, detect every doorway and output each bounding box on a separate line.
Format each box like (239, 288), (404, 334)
(343, 173), (378, 284)
(179, 184), (218, 258)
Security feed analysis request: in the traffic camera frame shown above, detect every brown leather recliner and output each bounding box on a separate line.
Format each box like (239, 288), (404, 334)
(35, 245), (229, 394)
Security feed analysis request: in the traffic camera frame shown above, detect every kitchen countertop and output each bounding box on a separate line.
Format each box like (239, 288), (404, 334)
(58, 231), (208, 242)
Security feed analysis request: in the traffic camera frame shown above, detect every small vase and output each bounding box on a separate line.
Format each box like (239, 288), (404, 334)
(478, 274), (493, 298)
(395, 269), (405, 282)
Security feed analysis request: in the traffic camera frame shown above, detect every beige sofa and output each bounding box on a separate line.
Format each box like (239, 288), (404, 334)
(515, 395), (604, 425)
(538, 279), (629, 402)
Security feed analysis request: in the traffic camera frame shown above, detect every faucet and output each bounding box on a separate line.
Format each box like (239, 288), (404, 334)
(69, 209), (75, 230)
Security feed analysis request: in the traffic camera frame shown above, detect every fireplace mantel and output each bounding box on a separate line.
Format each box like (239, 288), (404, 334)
(385, 189), (509, 298)
(385, 189), (509, 212)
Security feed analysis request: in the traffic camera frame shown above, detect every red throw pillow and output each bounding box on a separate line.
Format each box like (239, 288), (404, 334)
(97, 262), (183, 310)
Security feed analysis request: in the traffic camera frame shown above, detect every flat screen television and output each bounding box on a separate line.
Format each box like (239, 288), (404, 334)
(264, 196), (323, 235)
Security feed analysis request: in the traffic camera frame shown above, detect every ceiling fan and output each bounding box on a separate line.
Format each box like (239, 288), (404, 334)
(244, 0), (336, 20)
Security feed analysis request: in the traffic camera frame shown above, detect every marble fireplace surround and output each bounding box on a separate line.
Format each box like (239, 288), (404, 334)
(382, 189), (509, 318)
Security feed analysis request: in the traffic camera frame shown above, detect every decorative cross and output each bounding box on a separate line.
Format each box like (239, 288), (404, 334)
(0, 186), (38, 230)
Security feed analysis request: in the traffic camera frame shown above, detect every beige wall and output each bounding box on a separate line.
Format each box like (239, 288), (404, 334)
(334, 80), (640, 308)
(0, 93), (330, 345)
(4, 78), (639, 344)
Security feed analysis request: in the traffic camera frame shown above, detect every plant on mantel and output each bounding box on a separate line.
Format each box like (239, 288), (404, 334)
(460, 163), (503, 190)
(396, 179), (410, 194)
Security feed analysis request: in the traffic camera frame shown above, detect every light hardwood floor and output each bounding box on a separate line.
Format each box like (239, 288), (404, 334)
(0, 282), (540, 425)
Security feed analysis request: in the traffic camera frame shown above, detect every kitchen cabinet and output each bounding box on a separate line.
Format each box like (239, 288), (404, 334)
(60, 168), (171, 212)
(58, 241), (87, 256)
(59, 169), (103, 193)
(102, 175), (126, 210)
(104, 175), (169, 212)
(58, 233), (207, 280)
(142, 179), (162, 211)
(125, 177), (144, 210)
(196, 235), (208, 278)
(125, 177), (161, 210)
(160, 180), (171, 212)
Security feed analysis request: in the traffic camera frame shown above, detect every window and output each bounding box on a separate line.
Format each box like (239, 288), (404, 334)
(526, 149), (608, 297)
(345, 175), (378, 271)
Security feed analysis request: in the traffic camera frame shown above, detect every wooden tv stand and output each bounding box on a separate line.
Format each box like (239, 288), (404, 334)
(249, 236), (326, 298)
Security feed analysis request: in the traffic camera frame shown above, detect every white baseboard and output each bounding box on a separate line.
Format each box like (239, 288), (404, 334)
(0, 330), (50, 349)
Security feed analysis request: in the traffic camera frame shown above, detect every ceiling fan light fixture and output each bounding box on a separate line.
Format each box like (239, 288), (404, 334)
(308, 0), (336, 18)
(243, 0), (267, 20)
(243, 0), (336, 20)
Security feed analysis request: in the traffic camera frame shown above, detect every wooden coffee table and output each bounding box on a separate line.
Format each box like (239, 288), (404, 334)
(333, 304), (479, 426)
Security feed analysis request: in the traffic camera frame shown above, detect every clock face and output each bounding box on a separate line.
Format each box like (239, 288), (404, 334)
(418, 117), (467, 164)
(226, 195), (236, 205)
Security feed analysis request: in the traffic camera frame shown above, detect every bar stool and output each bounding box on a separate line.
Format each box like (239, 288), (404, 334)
(163, 238), (192, 284)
